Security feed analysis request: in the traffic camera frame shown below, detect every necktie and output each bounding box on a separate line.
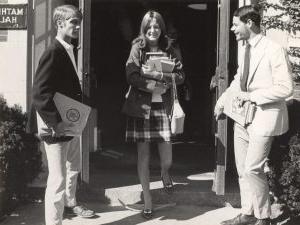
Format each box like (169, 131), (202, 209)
(240, 43), (251, 91)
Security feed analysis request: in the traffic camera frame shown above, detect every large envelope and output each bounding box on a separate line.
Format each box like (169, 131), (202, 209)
(53, 92), (91, 136)
(37, 93), (91, 137)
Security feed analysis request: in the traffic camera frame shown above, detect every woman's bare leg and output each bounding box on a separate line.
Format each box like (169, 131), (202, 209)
(137, 142), (152, 210)
(158, 142), (173, 183)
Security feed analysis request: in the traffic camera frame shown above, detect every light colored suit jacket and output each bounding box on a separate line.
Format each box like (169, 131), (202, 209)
(217, 35), (293, 136)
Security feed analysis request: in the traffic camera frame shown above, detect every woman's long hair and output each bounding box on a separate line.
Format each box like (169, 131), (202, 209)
(132, 10), (170, 51)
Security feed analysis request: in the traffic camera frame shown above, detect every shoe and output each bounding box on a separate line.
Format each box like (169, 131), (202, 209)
(64, 205), (95, 218)
(221, 213), (257, 225)
(253, 218), (271, 225)
(141, 209), (153, 220)
(161, 174), (174, 194)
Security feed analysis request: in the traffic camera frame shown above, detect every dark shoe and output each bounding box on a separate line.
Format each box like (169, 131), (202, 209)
(221, 214), (257, 225)
(64, 205), (95, 218)
(253, 218), (271, 225)
(161, 174), (174, 194)
(141, 209), (153, 220)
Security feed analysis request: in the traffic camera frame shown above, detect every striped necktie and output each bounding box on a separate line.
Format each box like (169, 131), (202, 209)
(240, 43), (251, 91)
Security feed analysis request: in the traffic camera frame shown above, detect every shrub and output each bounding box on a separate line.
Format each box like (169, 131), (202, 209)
(268, 134), (300, 217)
(0, 95), (42, 215)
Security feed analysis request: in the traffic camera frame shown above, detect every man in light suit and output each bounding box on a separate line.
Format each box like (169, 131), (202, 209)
(27, 5), (94, 225)
(214, 5), (293, 225)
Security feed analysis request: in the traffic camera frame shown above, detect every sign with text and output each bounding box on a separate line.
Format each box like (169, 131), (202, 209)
(0, 4), (27, 29)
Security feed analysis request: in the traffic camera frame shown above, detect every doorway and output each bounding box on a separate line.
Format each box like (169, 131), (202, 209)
(90, 0), (218, 148)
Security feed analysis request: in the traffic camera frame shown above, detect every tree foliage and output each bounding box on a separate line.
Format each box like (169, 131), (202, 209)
(258, 0), (300, 80)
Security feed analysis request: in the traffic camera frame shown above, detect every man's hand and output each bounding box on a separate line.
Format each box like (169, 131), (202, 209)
(51, 121), (74, 137)
(236, 91), (250, 107)
(214, 104), (224, 120)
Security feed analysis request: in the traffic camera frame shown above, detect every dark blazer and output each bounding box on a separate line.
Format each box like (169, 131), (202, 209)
(27, 39), (82, 142)
(122, 41), (185, 118)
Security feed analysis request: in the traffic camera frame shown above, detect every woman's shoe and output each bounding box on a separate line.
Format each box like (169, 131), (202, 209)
(141, 209), (153, 220)
(161, 174), (174, 194)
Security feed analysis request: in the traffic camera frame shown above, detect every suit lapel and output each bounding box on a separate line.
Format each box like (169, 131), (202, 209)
(247, 36), (268, 87)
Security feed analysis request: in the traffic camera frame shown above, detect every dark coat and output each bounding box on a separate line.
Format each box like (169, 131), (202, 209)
(27, 39), (82, 143)
(122, 41), (185, 118)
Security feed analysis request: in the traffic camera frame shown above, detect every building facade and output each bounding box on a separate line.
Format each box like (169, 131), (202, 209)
(0, 0), (299, 192)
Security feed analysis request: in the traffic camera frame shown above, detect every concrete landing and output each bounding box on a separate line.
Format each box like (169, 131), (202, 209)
(1, 142), (242, 225)
(75, 169), (240, 208)
(1, 202), (241, 225)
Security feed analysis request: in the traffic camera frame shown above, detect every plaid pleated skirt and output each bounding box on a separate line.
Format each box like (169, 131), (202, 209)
(126, 102), (171, 143)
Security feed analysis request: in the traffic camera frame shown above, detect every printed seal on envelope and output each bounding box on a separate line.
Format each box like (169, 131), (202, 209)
(66, 108), (80, 122)
(53, 92), (92, 136)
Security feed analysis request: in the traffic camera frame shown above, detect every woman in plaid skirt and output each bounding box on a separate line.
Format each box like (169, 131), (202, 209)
(122, 10), (185, 219)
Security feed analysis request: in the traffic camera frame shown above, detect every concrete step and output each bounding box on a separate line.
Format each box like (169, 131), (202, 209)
(83, 142), (240, 208)
(29, 142), (240, 209)
(75, 168), (240, 208)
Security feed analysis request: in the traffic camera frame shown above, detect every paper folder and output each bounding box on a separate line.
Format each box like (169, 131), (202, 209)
(37, 92), (91, 137)
(53, 93), (91, 136)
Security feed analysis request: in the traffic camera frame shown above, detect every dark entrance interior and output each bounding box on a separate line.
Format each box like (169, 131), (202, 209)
(90, 0), (218, 148)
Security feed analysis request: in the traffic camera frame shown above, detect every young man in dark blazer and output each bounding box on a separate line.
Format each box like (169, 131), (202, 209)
(28, 5), (94, 225)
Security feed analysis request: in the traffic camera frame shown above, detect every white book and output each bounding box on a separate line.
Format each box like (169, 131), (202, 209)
(145, 52), (165, 59)
(146, 57), (168, 72)
(160, 60), (175, 73)
(223, 90), (256, 126)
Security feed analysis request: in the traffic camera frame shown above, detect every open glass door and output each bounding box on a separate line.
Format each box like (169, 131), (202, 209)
(212, 0), (230, 195)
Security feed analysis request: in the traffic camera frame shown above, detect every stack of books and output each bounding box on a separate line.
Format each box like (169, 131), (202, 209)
(223, 90), (256, 126)
(146, 52), (175, 73)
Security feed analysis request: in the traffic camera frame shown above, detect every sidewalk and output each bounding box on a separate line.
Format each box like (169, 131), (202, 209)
(1, 142), (241, 225)
(1, 202), (240, 225)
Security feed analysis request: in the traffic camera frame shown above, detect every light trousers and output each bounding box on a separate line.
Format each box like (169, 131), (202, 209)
(44, 137), (81, 225)
(234, 123), (273, 219)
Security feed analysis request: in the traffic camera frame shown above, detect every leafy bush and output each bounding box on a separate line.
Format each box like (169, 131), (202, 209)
(0, 95), (42, 214)
(268, 134), (300, 217)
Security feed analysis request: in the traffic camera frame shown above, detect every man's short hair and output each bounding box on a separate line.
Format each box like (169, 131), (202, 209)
(53, 5), (82, 27)
(233, 5), (261, 27)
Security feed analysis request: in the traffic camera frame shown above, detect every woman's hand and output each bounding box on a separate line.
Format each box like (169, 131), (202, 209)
(142, 64), (153, 74)
(51, 121), (74, 137)
(142, 64), (161, 80)
(153, 81), (167, 95)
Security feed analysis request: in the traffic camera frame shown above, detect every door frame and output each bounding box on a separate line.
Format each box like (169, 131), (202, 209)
(78, 0), (92, 183)
(79, 0), (240, 186)
(213, 0), (230, 196)
(27, 0), (235, 187)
